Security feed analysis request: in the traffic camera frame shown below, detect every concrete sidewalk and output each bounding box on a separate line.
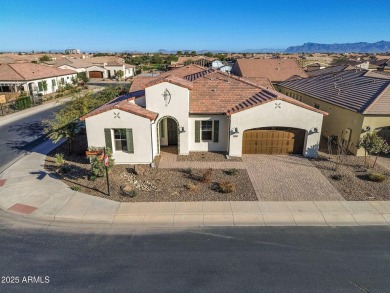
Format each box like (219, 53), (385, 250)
(1, 140), (390, 228)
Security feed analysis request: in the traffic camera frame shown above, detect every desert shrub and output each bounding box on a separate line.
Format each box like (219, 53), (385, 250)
(225, 168), (238, 176)
(368, 172), (386, 182)
(330, 173), (343, 181)
(184, 167), (193, 176)
(201, 168), (213, 183)
(218, 181), (236, 193)
(88, 147), (114, 177)
(60, 165), (71, 174)
(184, 182), (198, 192)
(88, 175), (97, 181)
(54, 153), (65, 166)
(13, 96), (32, 110)
(70, 186), (81, 191)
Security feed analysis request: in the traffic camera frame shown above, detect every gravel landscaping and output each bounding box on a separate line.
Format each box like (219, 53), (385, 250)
(177, 151), (242, 162)
(44, 135), (256, 202)
(309, 139), (390, 200)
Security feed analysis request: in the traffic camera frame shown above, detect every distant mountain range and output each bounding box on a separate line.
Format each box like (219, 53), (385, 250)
(285, 41), (390, 53)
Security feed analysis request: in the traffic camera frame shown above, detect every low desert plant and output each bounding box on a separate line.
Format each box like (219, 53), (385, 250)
(60, 165), (71, 174)
(184, 167), (193, 176)
(88, 175), (97, 181)
(225, 168), (238, 176)
(70, 185), (81, 191)
(368, 172), (386, 182)
(54, 153), (65, 166)
(184, 182), (198, 192)
(330, 173), (343, 181)
(201, 168), (213, 183)
(218, 181), (236, 193)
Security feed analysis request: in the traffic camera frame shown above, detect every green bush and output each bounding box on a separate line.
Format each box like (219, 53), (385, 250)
(225, 168), (238, 176)
(70, 186), (81, 191)
(13, 96), (32, 110)
(89, 147), (115, 177)
(368, 172), (386, 182)
(54, 153), (65, 166)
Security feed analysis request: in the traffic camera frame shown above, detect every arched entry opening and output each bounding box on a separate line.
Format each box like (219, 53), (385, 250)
(157, 116), (179, 155)
(242, 127), (306, 155)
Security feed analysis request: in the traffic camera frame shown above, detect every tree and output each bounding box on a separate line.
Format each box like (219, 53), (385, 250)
(115, 70), (124, 80)
(44, 87), (122, 154)
(356, 132), (390, 168)
(77, 72), (89, 84)
(191, 51), (197, 56)
(39, 55), (51, 62)
(177, 51), (183, 56)
(204, 52), (213, 58)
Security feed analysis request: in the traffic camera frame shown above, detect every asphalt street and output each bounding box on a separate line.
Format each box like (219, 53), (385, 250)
(1, 224), (389, 292)
(0, 104), (63, 169)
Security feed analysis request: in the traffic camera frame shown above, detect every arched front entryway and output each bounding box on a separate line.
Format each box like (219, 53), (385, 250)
(242, 127), (306, 155)
(157, 116), (180, 155)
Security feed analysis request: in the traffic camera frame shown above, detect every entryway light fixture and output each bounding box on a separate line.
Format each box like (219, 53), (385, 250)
(309, 127), (318, 135)
(179, 126), (185, 133)
(231, 127), (239, 134)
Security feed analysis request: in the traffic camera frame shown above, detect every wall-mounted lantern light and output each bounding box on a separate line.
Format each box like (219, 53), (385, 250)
(231, 127), (239, 134)
(179, 126), (185, 133)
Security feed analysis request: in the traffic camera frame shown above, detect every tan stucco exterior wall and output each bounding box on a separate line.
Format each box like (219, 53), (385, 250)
(278, 85), (365, 155)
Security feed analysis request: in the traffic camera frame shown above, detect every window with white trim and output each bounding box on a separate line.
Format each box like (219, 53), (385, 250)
(114, 129), (128, 151)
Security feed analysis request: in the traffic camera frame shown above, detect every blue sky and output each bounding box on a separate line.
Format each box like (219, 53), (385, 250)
(0, 0), (389, 52)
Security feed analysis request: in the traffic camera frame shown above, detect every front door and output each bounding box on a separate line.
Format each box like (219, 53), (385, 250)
(167, 118), (178, 145)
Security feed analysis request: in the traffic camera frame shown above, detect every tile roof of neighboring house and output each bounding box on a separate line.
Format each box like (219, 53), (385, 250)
(0, 63), (75, 81)
(80, 95), (157, 121)
(55, 58), (93, 69)
(232, 59), (308, 82)
(279, 70), (390, 114)
(84, 56), (125, 65)
(307, 65), (348, 77)
(129, 64), (207, 92)
(144, 75), (193, 90)
(129, 76), (157, 92)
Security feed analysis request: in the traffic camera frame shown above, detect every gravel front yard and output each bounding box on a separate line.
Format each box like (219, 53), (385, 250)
(44, 136), (256, 202)
(310, 153), (390, 201)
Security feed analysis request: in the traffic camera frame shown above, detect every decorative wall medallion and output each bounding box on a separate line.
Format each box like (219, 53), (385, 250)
(162, 89), (171, 106)
(114, 112), (120, 119)
(275, 102), (281, 109)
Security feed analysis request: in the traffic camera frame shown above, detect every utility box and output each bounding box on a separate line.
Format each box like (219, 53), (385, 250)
(342, 128), (352, 142)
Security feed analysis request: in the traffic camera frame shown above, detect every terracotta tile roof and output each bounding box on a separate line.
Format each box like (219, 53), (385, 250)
(0, 63), (75, 81)
(129, 76), (156, 92)
(129, 64), (206, 92)
(280, 70), (390, 114)
(80, 95), (157, 121)
(239, 77), (274, 89)
(232, 59), (308, 82)
(189, 70), (324, 115)
(144, 74), (193, 90)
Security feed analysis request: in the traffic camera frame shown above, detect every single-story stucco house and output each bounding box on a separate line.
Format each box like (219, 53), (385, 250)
(278, 69), (390, 155)
(80, 65), (326, 164)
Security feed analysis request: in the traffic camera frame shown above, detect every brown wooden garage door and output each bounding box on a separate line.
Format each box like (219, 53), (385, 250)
(89, 71), (103, 78)
(242, 128), (305, 155)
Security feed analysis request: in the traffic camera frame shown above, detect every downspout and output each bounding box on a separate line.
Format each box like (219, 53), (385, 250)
(150, 119), (156, 167)
(226, 115), (231, 159)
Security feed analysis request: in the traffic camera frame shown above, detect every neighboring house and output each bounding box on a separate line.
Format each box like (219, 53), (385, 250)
(56, 58), (135, 79)
(65, 49), (81, 54)
(307, 65), (348, 77)
(104, 62), (135, 79)
(0, 63), (76, 97)
(278, 70), (390, 155)
(231, 59), (308, 84)
(305, 63), (326, 72)
(80, 65), (326, 164)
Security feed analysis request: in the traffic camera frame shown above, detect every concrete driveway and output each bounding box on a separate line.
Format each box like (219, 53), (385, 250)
(242, 155), (344, 201)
